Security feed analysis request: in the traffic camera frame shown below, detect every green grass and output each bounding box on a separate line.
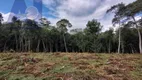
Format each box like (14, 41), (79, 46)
(0, 53), (141, 80)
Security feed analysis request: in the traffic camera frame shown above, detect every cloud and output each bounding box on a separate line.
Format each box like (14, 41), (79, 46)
(43, 0), (136, 31)
(25, 6), (40, 20)
(0, 0), (136, 31)
(1, 6), (42, 23)
(58, 0), (101, 17)
(1, 12), (15, 22)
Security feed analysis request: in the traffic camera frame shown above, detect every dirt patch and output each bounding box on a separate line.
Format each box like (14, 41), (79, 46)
(17, 57), (43, 66)
(71, 61), (90, 66)
(52, 52), (65, 57)
(104, 67), (121, 74)
(23, 58), (42, 63)
(22, 64), (44, 77)
(107, 58), (135, 71)
(77, 65), (94, 70)
(75, 54), (100, 60)
(40, 62), (56, 72)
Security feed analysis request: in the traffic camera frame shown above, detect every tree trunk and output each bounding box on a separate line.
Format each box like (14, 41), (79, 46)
(3, 37), (11, 52)
(121, 42), (124, 53)
(63, 34), (68, 52)
(130, 44), (134, 54)
(4, 40), (8, 52)
(118, 23), (121, 54)
(42, 40), (46, 52)
(19, 38), (21, 52)
(108, 40), (111, 53)
(49, 42), (52, 52)
(36, 40), (40, 52)
(15, 34), (18, 52)
(22, 38), (24, 52)
(55, 42), (58, 52)
(132, 16), (142, 54)
(28, 39), (31, 52)
(25, 39), (28, 52)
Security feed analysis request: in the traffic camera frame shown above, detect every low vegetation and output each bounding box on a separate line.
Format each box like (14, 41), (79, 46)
(0, 53), (141, 80)
(0, 0), (142, 80)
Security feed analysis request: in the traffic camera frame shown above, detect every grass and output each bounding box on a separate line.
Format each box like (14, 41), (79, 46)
(0, 53), (141, 80)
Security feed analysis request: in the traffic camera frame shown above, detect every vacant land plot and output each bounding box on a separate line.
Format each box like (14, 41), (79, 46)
(0, 53), (141, 80)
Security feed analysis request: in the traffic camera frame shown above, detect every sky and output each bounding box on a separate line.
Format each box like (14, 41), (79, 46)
(0, 0), (137, 31)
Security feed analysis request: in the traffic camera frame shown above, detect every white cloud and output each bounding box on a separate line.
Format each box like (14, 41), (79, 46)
(42, 0), (136, 31)
(1, 6), (42, 23)
(58, 0), (101, 17)
(1, 12), (15, 22)
(0, 0), (136, 31)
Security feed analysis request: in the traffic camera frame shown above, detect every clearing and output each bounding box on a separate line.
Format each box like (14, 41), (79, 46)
(0, 53), (141, 80)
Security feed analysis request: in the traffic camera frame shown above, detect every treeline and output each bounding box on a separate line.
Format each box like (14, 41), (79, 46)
(0, 0), (142, 53)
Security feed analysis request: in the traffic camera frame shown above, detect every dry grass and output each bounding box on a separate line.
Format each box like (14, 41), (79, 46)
(0, 53), (141, 80)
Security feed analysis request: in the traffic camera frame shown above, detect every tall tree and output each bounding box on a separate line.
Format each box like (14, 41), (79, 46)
(0, 13), (3, 51)
(125, 0), (142, 53)
(23, 19), (40, 52)
(11, 16), (21, 51)
(39, 18), (51, 52)
(103, 28), (114, 53)
(107, 3), (126, 53)
(85, 19), (102, 52)
(0, 13), (3, 26)
(56, 19), (72, 52)
(85, 19), (102, 35)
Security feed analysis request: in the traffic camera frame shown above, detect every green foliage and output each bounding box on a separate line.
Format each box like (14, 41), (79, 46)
(0, 0), (141, 53)
(85, 19), (102, 35)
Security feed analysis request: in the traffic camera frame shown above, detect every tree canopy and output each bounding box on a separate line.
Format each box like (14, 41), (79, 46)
(0, 0), (141, 53)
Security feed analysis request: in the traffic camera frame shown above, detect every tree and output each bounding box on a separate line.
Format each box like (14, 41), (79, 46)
(23, 19), (41, 52)
(120, 24), (139, 53)
(11, 16), (21, 51)
(85, 19), (102, 52)
(39, 18), (51, 52)
(103, 28), (114, 53)
(0, 13), (3, 26)
(107, 3), (126, 53)
(0, 3), (142, 53)
(71, 29), (87, 52)
(85, 19), (102, 35)
(125, 0), (142, 53)
(56, 19), (72, 52)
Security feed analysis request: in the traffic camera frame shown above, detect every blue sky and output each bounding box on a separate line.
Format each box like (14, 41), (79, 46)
(0, 0), (138, 31)
(0, 0), (32, 13)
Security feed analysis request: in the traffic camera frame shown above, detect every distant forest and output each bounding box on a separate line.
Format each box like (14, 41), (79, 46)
(0, 0), (142, 53)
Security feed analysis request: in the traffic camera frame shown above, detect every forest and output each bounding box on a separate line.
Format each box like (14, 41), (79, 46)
(0, 0), (142, 54)
(0, 0), (142, 80)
